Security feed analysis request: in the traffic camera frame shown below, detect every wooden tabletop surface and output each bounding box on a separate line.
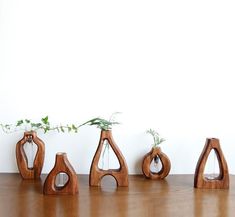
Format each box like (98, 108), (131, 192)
(0, 174), (234, 217)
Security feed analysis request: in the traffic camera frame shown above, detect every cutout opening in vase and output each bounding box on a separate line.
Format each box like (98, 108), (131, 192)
(23, 141), (38, 169)
(98, 139), (120, 170)
(100, 175), (118, 190)
(204, 149), (221, 180)
(55, 172), (69, 188)
(150, 155), (163, 174)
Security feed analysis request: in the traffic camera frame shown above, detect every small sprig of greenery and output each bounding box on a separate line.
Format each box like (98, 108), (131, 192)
(0, 116), (80, 134)
(0, 123), (12, 133)
(80, 113), (120, 169)
(146, 129), (165, 148)
(80, 113), (120, 130)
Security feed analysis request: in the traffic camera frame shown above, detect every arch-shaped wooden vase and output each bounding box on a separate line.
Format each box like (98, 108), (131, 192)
(43, 152), (78, 195)
(194, 138), (229, 189)
(89, 130), (129, 187)
(142, 147), (171, 179)
(16, 131), (45, 179)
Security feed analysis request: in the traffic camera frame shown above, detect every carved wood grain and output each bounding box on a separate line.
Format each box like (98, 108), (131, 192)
(142, 147), (171, 179)
(89, 130), (129, 187)
(194, 138), (229, 189)
(15, 131), (45, 179)
(43, 152), (78, 195)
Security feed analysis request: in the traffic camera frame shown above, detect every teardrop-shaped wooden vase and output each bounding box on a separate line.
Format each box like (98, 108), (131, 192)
(89, 130), (129, 187)
(142, 147), (171, 179)
(16, 131), (45, 179)
(194, 138), (229, 189)
(43, 152), (78, 195)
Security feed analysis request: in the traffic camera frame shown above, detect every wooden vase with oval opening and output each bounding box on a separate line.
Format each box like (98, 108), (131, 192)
(16, 131), (45, 179)
(194, 138), (229, 189)
(142, 147), (171, 179)
(43, 152), (78, 195)
(89, 130), (129, 187)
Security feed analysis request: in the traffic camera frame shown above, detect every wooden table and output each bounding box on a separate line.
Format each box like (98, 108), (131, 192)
(0, 174), (234, 217)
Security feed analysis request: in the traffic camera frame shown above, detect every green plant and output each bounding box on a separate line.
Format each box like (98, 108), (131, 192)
(146, 129), (165, 148)
(80, 112), (120, 130)
(80, 113), (120, 169)
(0, 116), (80, 134)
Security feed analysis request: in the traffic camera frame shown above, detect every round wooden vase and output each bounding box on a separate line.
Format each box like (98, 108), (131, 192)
(89, 130), (129, 187)
(16, 131), (45, 179)
(43, 153), (78, 195)
(142, 147), (171, 179)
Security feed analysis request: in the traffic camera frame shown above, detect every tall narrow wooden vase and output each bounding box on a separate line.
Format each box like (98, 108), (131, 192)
(142, 147), (171, 179)
(194, 138), (229, 189)
(16, 131), (45, 179)
(43, 152), (78, 195)
(89, 130), (129, 187)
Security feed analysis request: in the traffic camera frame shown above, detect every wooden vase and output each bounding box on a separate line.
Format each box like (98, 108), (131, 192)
(43, 152), (78, 195)
(142, 147), (171, 179)
(89, 130), (129, 187)
(16, 131), (45, 179)
(194, 138), (229, 189)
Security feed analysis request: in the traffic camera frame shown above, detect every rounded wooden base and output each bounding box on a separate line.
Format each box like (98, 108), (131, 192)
(142, 147), (171, 179)
(43, 153), (78, 195)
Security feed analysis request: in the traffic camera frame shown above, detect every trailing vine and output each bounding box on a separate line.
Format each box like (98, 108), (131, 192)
(0, 113), (121, 135)
(0, 116), (80, 134)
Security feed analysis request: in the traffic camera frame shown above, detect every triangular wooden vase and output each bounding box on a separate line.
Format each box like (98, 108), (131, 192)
(142, 147), (171, 179)
(16, 131), (45, 179)
(194, 138), (229, 189)
(43, 152), (78, 195)
(89, 130), (129, 187)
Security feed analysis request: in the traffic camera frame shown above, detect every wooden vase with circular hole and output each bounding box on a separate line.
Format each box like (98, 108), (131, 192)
(142, 147), (171, 179)
(194, 138), (229, 189)
(15, 131), (45, 179)
(43, 152), (78, 195)
(89, 130), (129, 187)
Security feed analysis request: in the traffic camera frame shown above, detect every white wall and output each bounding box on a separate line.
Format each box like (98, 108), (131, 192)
(0, 0), (235, 175)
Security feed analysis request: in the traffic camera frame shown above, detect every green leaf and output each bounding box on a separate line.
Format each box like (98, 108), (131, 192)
(31, 123), (41, 128)
(60, 126), (65, 132)
(16, 120), (24, 126)
(36, 123), (42, 127)
(25, 119), (31, 123)
(41, 116), (49, 125)
(44, 126), (50, 133)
